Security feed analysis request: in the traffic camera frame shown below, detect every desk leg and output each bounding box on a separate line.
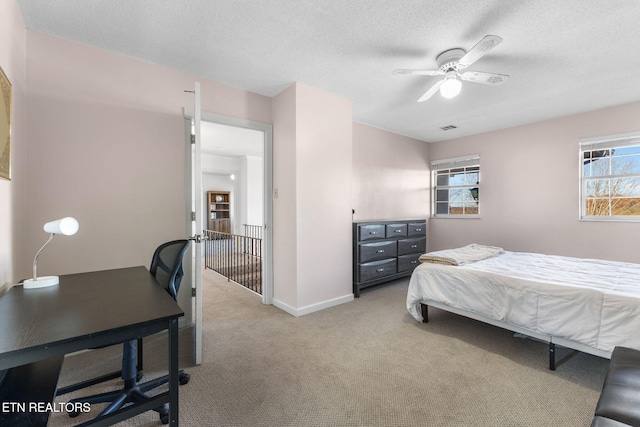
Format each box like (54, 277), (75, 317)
(169, 318), (179, 426)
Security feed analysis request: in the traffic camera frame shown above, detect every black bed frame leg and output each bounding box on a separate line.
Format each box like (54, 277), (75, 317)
(549, 342), (556, 371)
(421, 304), (428, 323)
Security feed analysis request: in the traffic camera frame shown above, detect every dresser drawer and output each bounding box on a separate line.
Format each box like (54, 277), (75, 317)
(398, 237), (426, 256)
(386, 223), (407, 238)
(358, 224), (386, 241)
(359, 241), (397, 263)
(407, 222), (426, 237)
(398, 253), (421, 273)
(358, 259), (397, 283)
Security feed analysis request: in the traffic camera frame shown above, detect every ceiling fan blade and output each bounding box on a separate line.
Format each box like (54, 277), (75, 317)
(417, 79), (444, 102)
(458, 35), (503, 68)
(460, 71), (509, 85)
(392, 69), (442, 76)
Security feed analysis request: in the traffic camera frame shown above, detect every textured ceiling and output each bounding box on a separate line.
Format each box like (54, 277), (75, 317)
(15, 0), (640, 142)
(201, 121), (263, 158)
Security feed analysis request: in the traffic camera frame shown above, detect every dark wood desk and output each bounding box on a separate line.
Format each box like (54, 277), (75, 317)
(0, 266), (184, 426)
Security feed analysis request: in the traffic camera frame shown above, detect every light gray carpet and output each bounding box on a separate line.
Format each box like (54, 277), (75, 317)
(49, 270), (608, 426)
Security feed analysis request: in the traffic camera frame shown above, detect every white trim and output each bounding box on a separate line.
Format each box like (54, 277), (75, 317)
(432, 155), (480, 218)
(273, 294), (354, 317)
(578, 131), (640, 220)
(185, 109), (274, 306)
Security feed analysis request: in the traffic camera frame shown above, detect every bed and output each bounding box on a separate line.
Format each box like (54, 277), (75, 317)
(406, 244), (640, 370)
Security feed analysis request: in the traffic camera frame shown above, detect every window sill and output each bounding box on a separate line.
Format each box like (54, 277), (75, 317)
(579, 216), (640, 223)
(431, 215), (481, 219)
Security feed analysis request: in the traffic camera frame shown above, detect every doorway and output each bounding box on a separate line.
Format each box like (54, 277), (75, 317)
(199, 112), (273, 305)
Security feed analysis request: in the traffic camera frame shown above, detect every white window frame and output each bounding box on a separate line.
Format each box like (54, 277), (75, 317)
(431, 154), (480, 218)
(579, 131), (640, 221)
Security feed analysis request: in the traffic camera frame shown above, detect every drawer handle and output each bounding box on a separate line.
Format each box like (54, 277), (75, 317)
(411, 261), (417, 264)
(369, 231), (377, 235)
(416, 228), (422, 232)
(376, 268), (385, 272)
(411, 245), (418, 248)
(394, 230), (402, 233)
(376, 249), (385, 253)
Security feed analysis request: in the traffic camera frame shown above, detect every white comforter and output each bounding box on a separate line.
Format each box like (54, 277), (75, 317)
(407, 251), (640, 353)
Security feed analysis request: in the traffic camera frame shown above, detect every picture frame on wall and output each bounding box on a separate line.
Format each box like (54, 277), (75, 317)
(0, 66), (12, 181)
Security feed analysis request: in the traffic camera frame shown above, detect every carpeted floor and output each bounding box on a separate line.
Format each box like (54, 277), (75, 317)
(49, 270), (608, 426)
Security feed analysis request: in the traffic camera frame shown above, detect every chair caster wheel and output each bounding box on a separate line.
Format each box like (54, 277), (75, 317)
(136, 371), (144, 381)
(155, 404), (169, 424)
(179, 373), (190, 385)
(158, 404), (169, 424)
(68, 411), (80, 418)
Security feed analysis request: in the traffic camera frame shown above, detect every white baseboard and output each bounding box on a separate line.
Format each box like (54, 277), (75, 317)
(273, 293), (354, 317)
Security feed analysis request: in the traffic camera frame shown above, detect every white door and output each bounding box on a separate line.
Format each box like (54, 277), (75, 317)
(184, 82), (203, 365)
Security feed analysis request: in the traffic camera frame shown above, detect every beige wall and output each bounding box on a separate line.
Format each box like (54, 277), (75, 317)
(428, 101), (640, 263)
(18, 30), (271, 322)
(295, 83), (352, 309)
(352, 122), (430, 222)
(0, 0), (27, 291)
(23, 30), (272, 282)
(272, 83), (353, 314)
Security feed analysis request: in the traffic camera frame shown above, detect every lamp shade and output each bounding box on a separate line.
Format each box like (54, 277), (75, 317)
(23, 216), (79, 289)
(440, 77), (462, 99)
(43, 217), (79, 235)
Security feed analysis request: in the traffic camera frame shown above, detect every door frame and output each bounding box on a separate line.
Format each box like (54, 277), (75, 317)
(184, 109), (274, 305)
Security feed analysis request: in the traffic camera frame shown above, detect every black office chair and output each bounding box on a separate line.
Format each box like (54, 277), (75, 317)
(145, 240), (192, 386)
(68, 239), (191, 424)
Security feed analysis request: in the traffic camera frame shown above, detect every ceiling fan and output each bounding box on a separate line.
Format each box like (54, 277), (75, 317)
(393, 35), (509, 102)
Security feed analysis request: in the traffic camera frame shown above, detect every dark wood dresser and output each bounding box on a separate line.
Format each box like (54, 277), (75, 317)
(352, 219), (427, 297)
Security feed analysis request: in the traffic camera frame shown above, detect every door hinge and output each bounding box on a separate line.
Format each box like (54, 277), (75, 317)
(191, 134), (195, 144)
(191, 211), (196, 221)
(192, 288), (196, 297)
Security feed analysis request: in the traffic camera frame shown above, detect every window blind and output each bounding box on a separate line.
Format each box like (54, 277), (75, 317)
(431, 154), (480, 170)
(579, 131), (640, 151)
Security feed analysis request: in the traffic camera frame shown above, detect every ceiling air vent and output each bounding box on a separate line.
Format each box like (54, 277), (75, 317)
(440, 125), (457, 131)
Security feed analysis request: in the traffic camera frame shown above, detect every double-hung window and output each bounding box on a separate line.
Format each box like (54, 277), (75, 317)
(580, 131), (640, 220)
(432, 155), (480, 217)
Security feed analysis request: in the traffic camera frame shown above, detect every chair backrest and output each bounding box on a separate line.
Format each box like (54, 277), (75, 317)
(149, 240), (191, 300)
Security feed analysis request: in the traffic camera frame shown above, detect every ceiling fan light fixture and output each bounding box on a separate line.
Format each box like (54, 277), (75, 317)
(440, 76), (462, 99)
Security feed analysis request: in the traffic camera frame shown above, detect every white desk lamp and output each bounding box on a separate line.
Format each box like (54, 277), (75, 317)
(23, 217), (79, 289)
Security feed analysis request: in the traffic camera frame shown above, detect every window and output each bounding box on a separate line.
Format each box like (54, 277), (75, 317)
(432, 155), (480, 217)
(580, 131), (640, 220)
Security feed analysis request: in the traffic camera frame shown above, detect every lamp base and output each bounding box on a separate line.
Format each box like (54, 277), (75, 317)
(23, 276), (59, 289)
